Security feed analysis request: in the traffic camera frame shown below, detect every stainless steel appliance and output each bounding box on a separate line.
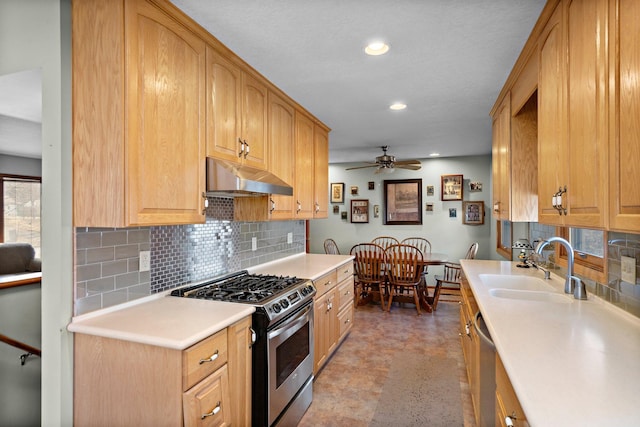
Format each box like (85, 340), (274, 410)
(473, 311), (496, 427)
(171, 271), (316, 427)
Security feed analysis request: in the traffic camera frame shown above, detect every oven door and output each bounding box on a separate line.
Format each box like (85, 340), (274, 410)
(267, 301), (314, 426)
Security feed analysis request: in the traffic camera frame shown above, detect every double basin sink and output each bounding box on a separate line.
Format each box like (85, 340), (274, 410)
(480, 274), (573, 304)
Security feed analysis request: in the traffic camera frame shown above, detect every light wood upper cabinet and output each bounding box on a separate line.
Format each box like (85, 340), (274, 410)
(268, 91), (296, 220)
(313, 125), (329, 219)
(492, 94), (511, 222)
(206, 46), (268, 170)
(608, 0), (640, 232)
(73, 0), (206, 227)
(538, 0), (608, 229)
(295, 112), (316, 219)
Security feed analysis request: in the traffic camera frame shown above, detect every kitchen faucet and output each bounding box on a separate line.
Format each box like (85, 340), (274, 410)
(535, 237), (587, 300)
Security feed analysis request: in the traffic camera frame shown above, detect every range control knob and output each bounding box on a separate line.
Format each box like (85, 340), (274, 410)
(280, 299), (289, 309)
(271, 303), (281, 313)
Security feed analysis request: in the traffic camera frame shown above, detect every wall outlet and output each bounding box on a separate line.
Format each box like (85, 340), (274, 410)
(139, 250), (151, 272)
(252, 237), (257, 251)
(287, 232), (293, 244)
(621, 255), (636, 284)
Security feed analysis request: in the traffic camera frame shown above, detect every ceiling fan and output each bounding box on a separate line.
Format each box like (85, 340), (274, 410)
(345, 146), (422, 173)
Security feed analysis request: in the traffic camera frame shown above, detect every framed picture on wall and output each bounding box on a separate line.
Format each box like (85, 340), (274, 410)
(383, 179), (422, 225)
(350, 199), (369, 223)
(462, 201), (484, 225)
(331, 182), (345, 203)
(441, 174), (463, 201)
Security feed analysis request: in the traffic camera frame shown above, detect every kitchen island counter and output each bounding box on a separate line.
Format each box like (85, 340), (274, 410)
(461, 260), (640, 427)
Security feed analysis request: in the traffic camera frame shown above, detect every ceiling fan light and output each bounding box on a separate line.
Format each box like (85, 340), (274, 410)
(365, 41), (389, 56)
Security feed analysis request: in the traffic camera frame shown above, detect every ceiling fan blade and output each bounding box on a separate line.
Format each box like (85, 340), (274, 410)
(396, 164), (422, 170)
(345, 164), (379, 170)
(394, 159), (421, 166)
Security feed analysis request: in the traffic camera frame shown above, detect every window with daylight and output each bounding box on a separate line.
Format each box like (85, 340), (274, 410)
(557, 226), (606, 282)
(1, 175), (42, 257)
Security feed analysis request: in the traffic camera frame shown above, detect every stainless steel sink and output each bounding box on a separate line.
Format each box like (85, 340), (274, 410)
(489, 288), (572, 303)
(479, 274), (556, 292)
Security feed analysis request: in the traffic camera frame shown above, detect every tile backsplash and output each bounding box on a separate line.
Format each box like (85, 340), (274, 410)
(75, 197), (305, 315)
(529, 223), (640, 318)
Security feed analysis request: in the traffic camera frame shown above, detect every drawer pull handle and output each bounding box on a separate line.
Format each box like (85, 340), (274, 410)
(199, 350), (219, 364)
(505, 413), (517, 427)
(201, 401), (221, 419)
(324, 281), (332, 287)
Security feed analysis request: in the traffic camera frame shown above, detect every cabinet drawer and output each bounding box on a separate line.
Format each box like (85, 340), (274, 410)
(183, 329), (228, 391)
(337, 276), (354, 310)
(313, 270), (337, 298)
(183, 365), (231, 427)
(337, 304), (353, 341)
(336, 261), (354, 283)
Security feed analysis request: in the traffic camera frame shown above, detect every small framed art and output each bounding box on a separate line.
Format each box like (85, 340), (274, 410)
(350, 199), (369, 223)
(462, 201), (484, 225)
(331, 182), (345, 203)
(441, 174), (463, 201)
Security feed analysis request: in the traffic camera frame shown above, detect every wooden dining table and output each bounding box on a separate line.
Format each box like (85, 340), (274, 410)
(417, 252), (449, 312)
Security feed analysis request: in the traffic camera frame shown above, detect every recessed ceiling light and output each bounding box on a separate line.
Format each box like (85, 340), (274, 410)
(429, 152), (440, 157)
(389, 103), (407, 111)
(365, 41), (389, 56)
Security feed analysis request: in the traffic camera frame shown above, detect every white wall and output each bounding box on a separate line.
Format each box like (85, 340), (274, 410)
(0, 1), (73, 426)
(309, 155), (500, 280)
(0, 154), (42, 177)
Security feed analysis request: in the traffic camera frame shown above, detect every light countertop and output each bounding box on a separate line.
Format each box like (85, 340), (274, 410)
(460, 260), (640, 427)
(68, 253), (353, 350)
(248, 252), (354, 279)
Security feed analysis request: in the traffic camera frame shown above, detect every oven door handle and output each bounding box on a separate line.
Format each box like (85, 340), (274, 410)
(268, 304), (312, 340)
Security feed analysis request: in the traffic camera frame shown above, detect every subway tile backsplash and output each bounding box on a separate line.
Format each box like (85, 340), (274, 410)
(74, 197), (305, 315)
(528, 223), (640, 318)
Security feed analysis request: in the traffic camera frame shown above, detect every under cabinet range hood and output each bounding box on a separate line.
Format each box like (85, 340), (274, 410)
(206, 157), (293, 197)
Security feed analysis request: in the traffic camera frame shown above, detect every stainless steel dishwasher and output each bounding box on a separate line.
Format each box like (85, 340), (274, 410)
(473, 311), (496, 427)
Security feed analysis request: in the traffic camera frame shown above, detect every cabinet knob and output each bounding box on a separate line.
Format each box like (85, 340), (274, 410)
(296, 200), (302, 213)
(238, 138), (245, 157)
(270, 198), (276, 213)
(198, 350), (219, 364)
(202, 192), (209, 215)
(201, 402), (222, 419)
(244, 140), (250, 158)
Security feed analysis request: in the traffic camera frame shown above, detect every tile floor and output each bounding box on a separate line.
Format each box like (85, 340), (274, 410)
(298, 299), (476, 426)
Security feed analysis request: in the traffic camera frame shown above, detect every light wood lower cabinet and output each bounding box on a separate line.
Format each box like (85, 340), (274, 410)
(495, 354), (529, 427)
(73, 316), (252, 426)
(313, 261), (354, 375)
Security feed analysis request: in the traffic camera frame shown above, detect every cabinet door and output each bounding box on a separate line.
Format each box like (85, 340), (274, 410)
(183, 366), (231, 427)
(206, 46), (243, 162)
(313, 124), (329, 218)
(242, 72), (269, 170)
(226, 316), (252, 426)
(313, 289), (336, 374)
(491, 94), (511, 221)
(537, 3), (565, 226)
(563, 0), (608, 228)
(268, 92), (296, 219)
(125, 0), (206, 225)
(609, 0), (640, 232)
(295, 112), (315, 219)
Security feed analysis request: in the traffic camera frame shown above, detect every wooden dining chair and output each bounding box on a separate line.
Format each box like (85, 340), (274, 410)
(324, 238), (340, 255)
(431, 243), (477, 309)
(384, 244), (424, 315)
(371, 236), (399, 250)
(431, 263), (462, 310)
(350, 243), (387, 310)
(401, 237), (432, 278)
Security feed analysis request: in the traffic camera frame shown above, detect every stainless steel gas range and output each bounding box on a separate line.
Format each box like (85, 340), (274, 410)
(171, 271), (316, 427)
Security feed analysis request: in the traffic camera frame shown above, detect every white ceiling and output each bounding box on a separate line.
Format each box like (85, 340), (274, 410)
(0, 1), (546, 164)
(172, 0), (546, 164)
